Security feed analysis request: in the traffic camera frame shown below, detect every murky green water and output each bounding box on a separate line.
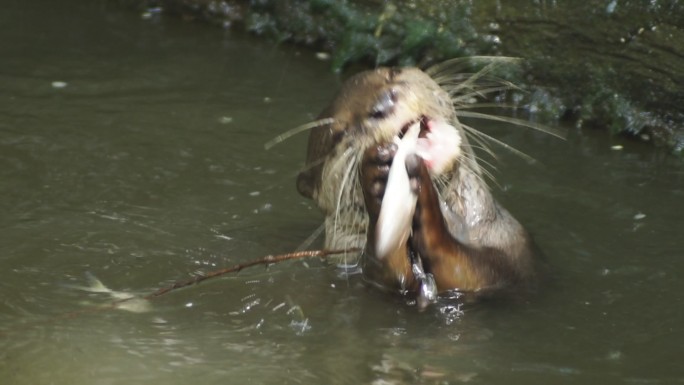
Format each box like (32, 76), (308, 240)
(2, 1), (683, 384)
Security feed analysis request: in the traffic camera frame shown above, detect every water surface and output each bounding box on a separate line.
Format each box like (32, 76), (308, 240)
(1, 1), (683, 384)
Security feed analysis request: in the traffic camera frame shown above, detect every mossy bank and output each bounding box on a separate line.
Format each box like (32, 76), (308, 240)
(117, 0), (684, 154)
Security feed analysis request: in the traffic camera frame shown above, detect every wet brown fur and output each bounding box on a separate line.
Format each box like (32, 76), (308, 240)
(297, 67), (536, 296)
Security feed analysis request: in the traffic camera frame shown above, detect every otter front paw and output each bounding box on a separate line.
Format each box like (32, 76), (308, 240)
(405, 153), (448, 255)
(360, 143), (397, 220)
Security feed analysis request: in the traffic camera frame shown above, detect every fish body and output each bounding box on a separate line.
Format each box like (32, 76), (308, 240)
(375, 122), (420, 259)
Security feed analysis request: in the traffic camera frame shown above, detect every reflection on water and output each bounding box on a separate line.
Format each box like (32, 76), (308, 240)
(1, 0), (683, 384)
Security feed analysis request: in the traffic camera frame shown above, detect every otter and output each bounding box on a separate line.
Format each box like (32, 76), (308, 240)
(297, 66), (536, 302)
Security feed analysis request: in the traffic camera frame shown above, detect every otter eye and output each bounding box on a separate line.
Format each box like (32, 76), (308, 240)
(369, 89), (397, 119)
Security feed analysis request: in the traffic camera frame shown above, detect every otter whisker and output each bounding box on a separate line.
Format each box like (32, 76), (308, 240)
(264, 117), (335, 150)
(459, 128), (497, 160)
(438, 74), (517, 92)
(464, 144), (500, 172)
(426, 56), (521, 79)
(426, 57), (473, 78)
(454, 75), (519, 87)
(337, 152), (365, 267)
(297, 156), (327, 177)
(454, 102), (522, 111)
(295, 223), (326, 252)
(348, 177), (367, 264)
(457, 110), (565, 139)
(332, 148), (361, 250)
(465, 147), (502, 184)
(450, 86), (520, 103)
(457, 153), (491, 189)
(460, 122), (537, 165)
(439, 61), (510, 97)
(471, 155), (500, 187)
(432, 174), (451, 193)
(434, 72), (477, 86)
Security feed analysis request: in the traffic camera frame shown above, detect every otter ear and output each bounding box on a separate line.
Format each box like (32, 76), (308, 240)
(297, 116), (336, 200)
(297, 168), (316, 199)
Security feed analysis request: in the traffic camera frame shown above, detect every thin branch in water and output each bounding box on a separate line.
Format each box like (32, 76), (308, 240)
(0, 248), (358, 336)
(142, 248), (359, 300)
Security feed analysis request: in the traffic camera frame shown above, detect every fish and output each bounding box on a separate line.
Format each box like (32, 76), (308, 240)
(64, 272), (151, 313)
(375, 122), (421, 260)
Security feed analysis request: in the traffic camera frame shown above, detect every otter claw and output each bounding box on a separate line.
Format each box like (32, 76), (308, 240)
(376, 144), (397, 163)
(410, 253), (437, 309)
(370, 180), (386, 198)
(418, 273), (437, 310)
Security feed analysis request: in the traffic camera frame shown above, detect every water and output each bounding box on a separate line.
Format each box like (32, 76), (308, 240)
(1, 1), (683, 384)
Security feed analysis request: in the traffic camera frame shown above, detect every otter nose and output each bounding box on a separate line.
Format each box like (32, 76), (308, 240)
(369, 88), (398, 119)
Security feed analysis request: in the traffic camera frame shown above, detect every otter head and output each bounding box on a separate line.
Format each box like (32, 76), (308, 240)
(297, 67), (462, 204)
